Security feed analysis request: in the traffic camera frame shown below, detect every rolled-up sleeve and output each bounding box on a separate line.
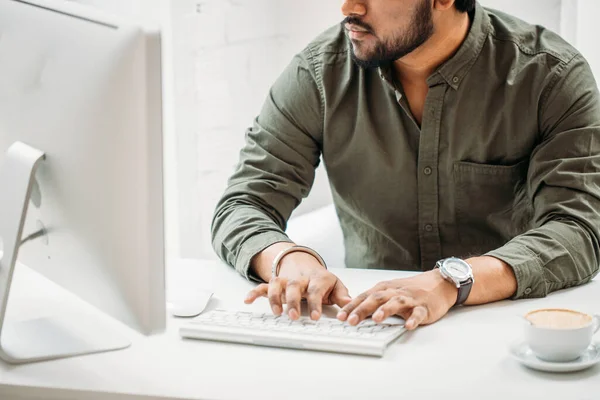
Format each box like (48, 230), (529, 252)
(486, 54), (600, 299)
(211, 48), (324, 281)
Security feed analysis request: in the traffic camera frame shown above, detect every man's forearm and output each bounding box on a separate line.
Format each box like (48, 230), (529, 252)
(463, 256), (518, 305)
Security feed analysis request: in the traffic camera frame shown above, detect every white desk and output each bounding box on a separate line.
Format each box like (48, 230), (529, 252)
(0, 259), (599, 400)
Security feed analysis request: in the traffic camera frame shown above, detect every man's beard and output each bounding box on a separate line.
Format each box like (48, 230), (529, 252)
(343, 0), (434, 69)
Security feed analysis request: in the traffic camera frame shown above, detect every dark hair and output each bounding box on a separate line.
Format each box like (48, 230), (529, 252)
(454, 0), (476, 13)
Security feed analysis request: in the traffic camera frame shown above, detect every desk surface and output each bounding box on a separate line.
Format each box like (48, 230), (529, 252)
(0, 259), (599, 400)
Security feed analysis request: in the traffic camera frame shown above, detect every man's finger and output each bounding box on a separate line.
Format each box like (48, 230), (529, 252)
(329, 279), (352, 308)
(372, 295), (416, 323)
(267, 278), (285, 315)
(244, 283), (269, 304)
(306, 279), (328, 320)
(405, 305), (428, 330)
(346, 291), (393, 325)
(337, 292), (370, 321)
(285, 279), (307, 320)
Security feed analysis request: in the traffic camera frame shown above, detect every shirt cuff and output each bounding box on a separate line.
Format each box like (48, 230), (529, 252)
(234, 231), (292, 283)
(484, 242), (547, 299)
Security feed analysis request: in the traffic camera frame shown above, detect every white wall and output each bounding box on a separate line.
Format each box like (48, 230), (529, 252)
(481, 0), (562, 32)
(572, 0), (600, 81)
(168, 0), (341, 259)
(61, 0), (595, 261)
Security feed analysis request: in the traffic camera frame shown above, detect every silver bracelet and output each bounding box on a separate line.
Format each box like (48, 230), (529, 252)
(271, 245), (327, 279)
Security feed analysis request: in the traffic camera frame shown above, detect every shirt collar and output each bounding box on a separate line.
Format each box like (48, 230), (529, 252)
(377, 1), (491, 91)
(378, 64), (398, 93)
(433, 1), (491, 89)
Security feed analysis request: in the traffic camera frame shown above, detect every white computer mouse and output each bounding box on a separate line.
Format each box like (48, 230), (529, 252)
(167, 290), (214, 318)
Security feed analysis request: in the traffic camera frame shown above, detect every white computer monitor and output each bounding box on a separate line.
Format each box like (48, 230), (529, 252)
(0, 0), (166, 363)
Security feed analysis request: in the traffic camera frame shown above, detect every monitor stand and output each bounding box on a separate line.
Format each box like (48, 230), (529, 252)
(0, 142), (131, 364)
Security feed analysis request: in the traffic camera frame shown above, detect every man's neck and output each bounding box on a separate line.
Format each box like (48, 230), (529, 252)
(394, 10), (471, 84)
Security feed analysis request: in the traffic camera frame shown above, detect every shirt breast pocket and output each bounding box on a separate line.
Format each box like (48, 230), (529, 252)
(453, 159), (532, 249)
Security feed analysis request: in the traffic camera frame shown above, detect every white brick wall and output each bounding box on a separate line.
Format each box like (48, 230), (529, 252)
(572, 0), (600, 80)
(173, 0), (341, 259)
(61, 0), (587, 261)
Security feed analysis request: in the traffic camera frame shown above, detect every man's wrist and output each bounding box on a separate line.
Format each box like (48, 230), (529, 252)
(278, 251), (327, 277)
(250, 242), (295, 282)
(429, 269), (459, 308)
(272, 246), (327, 278)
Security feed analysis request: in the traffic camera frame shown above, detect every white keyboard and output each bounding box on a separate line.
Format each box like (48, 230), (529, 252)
(179, 309), (407, 357)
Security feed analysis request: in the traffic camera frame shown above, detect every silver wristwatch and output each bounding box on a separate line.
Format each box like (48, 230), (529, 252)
(435, 257), (474, 306)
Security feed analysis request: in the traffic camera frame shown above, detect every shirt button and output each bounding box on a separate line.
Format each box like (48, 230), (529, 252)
(423, 166), (432, 175)
(424, 224), (433, 232)
(452, 76), (459, 83)
(524, 288), (532, 295)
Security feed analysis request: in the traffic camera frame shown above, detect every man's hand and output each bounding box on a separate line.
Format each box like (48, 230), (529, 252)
(245, 250), (352, 320)
(337, 270), (458, 330)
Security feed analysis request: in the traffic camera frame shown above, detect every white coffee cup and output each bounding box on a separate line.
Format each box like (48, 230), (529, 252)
(524, 308), (600, 362)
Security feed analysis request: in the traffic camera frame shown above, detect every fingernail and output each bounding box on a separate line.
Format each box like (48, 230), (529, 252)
(348, 314), (359, 325)
(373, 310), (384, 320)
(337, 311), (347, 320)
(311, 310), (320, 320)
(289, 309), (298, 320)
(244, 294), (253, 302)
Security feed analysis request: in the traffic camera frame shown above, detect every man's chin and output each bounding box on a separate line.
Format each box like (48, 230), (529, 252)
(350, 52), (383, 69)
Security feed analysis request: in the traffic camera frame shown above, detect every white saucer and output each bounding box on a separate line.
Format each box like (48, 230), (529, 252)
(509, 341), (600, 373)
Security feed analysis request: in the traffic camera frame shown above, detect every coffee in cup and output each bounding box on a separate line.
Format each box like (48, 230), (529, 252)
(524, 308), (600, 362)
(526, 309), (592, 329)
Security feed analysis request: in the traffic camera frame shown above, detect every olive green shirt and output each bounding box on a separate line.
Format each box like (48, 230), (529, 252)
(211, 2), (600, 299)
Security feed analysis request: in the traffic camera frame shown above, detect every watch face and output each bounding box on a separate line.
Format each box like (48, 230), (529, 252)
(443, 258), (471, 281)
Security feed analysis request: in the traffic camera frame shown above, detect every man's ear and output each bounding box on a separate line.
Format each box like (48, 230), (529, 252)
(433, 0), (456, 11)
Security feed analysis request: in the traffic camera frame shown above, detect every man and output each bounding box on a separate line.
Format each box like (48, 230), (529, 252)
(211, 0), (600, 331)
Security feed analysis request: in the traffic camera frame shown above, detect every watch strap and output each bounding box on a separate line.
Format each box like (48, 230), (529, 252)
(456, 277), (473, 306)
